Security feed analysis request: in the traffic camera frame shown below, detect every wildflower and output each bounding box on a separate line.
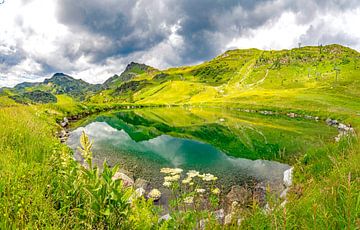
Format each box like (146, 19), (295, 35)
(211, 188), (220, 195)
(195, 188), (206, 193)
(160, 168), (173, 174)
(170, 168), (183, 175)
(163, 181), (171, 188)
(148, 189), (162, 200)
(187, 170), (200, 178)
(189, 182), (194, 186)
(184, 196), (194, 204)
(202, 173), (218, 181)
(182, 177), (192, 184)
(160, 167), (183, 175)
(164, 174), (180, 182)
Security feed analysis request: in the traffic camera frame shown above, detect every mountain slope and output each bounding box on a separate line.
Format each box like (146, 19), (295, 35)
(103, 62), (157, 89)
(10, 73), (101, 101)
(88, 44), (360, 116)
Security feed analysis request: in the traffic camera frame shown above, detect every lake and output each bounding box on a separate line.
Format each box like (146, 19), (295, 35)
(66, 107), (336, 191)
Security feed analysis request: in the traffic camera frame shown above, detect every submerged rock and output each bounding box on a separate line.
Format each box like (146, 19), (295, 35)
(134, 178), (150, 191)
(226, 185), (252, 207)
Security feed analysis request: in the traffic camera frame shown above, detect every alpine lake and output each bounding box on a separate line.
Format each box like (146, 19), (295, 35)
(66, 107), (337, 194)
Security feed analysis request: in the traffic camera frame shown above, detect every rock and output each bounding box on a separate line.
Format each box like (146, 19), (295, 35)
(280, 187), (289, 199)
(112, 172), (134, 187)
(283, 167), (293, 187)
(224, 213), (232, 225)
(60, 121), (68, 127)
(326, 118), (332, 125)
(253, 183), (267, 206)
(158, 213), (171, 222)
(63, 117), (69, 123)
(287, 112), (296, 118)
(134, 178), (150, 190)
(338, 123), (347, 130)
(135, 187), (146, 197)
(59, 129), (68, 138)
(213, 209), (224, 223)
(226, 185), (252, 207)
(199, 219), (207, 230)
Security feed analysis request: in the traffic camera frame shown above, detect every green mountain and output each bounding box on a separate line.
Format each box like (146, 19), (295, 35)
(88, 44), (360, 116)
(8, 73), (101, 102)
(4, 44), (360, 111)
(103, 62), (157, 89)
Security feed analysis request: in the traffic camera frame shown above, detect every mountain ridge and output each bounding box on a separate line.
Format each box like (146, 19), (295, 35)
(3, 44), (360, 106)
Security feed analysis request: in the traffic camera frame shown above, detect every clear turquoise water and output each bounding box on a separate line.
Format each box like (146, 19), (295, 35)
(66, 107), (336, 190)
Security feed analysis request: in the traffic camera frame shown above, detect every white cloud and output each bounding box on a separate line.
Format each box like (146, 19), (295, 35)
(226, 8), (360, 51)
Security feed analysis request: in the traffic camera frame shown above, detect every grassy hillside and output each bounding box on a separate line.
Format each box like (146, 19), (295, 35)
(87, 45), (359, 119)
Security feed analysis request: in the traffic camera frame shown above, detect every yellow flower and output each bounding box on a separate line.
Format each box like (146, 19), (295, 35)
(211, 188), (220, 195)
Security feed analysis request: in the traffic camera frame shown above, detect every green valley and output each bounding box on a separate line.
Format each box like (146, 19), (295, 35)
(0, 44), (359, 229)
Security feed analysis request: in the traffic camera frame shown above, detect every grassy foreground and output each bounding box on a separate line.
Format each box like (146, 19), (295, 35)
(0, 97), (359, 229)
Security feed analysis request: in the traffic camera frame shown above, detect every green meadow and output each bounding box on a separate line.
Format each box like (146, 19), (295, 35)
(0, 45), (359, 229)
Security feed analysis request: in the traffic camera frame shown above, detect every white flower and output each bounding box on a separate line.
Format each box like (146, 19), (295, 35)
(148, 189), (161, 200)
(196, 188), (206, 193)
(160, 167), (183, 175)
(182, 177), (192, 184)
(202, 173), (218, 181)
(184, 196), (194, 204)
(187, 170), (200, 178)
(171, 168), (183, 175)
(160, 168), (173, 174)
(165, 174), (180, 182)
(163, 181), (171, 187)
(211, 188), (220, 195)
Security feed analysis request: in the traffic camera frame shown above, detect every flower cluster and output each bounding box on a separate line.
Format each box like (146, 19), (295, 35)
(160, 168), (221, 210)
(148, 189), (161, 200)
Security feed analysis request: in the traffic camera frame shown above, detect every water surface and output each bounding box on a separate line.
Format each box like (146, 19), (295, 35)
(67, 107), (336, 190)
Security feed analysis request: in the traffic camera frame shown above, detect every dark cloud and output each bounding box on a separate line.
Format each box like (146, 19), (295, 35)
(1, 0), (360, 87)
(55, 0), (360, 67)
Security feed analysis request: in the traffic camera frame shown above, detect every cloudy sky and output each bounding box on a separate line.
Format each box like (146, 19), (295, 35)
(1, 0), (360, 87)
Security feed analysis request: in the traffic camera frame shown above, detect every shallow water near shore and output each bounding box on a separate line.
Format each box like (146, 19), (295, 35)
(66, 107), (336, 191)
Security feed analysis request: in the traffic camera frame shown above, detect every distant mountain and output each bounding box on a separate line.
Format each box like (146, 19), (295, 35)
(103, 62), (157, 89)
(10, 73), (101, 102)
(9, 90), (57, 104)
